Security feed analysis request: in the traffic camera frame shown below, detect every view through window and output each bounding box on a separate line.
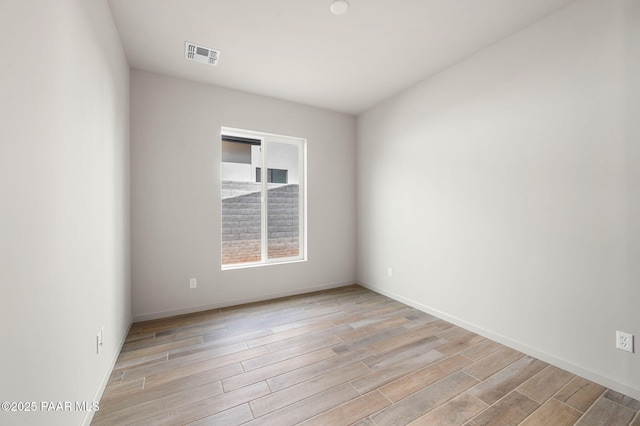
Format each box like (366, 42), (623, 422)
(221, 127), (306, 267)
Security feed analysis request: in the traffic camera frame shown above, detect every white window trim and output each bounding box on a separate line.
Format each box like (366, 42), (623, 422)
(221, 127), (307, 270)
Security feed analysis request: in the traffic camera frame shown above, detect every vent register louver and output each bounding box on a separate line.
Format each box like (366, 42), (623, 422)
(185, 42), (220, 66)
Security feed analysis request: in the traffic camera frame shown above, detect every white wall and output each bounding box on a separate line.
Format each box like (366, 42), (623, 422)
(221, 162), (253, 182)
(130, 70), (356, 320)
(0, 0), (131, 425)
(358, 0), (640, 400)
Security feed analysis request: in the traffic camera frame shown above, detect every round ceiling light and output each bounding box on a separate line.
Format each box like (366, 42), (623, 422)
(330, 0), (349, 15)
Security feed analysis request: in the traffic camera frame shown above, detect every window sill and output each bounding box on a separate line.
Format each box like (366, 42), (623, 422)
(221, 258), (307, 271)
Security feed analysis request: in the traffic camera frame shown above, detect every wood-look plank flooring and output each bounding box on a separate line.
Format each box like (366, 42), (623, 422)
(93, 285), (640, 425)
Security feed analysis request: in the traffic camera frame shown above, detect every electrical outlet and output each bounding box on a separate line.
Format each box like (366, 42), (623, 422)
(190, 278), (197, 289)
(616, 331), (634, 353)
(387, 267), (393, 277)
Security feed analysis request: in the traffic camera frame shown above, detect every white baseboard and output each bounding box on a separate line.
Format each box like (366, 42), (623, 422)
(132, 281), (356, 322)
(82, 319), (132, 426)
(358, 281), (640, 402)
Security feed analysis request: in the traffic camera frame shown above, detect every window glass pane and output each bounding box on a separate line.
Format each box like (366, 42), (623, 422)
(221, 139), (262, 265)
(271, 169), (288, 184)
(267, 141), (299, 259)
(221, 127), (305, 269)
(221, 141), (251, 164)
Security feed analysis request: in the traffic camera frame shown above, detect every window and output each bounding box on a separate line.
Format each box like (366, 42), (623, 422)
(221, 127), (306, 268)
(256, 168), (288, 184)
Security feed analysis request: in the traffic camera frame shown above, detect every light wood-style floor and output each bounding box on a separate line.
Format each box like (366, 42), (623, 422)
(92, 285), (640, 425)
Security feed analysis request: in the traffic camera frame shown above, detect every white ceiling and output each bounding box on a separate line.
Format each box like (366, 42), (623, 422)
(107, 0), (576, 115)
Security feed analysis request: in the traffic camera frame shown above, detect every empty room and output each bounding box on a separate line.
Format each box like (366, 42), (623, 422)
(1, 0), (639, 425)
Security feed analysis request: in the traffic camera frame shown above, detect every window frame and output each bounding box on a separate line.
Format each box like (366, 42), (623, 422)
(220, 127), (307, 269)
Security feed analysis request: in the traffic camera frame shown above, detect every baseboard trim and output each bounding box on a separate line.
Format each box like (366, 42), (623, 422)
(132, 281), (356, 322)
(358, 281), (640, 402)
(82, 318), (132, 426)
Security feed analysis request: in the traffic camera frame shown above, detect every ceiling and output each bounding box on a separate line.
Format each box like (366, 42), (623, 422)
(107, 0), (576, 115)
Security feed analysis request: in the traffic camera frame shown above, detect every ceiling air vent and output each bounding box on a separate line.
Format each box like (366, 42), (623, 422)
(185, 42), (220, 66)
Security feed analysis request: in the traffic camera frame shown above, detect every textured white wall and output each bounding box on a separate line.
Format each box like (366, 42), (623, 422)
(357, 0), (640, 400)
(0, 0), (131, 425)
(130, 70), (357, 320)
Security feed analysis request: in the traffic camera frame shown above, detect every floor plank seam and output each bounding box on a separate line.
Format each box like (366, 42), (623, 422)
(553, 395), (586, 413)
(94, 286), (640, 426)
